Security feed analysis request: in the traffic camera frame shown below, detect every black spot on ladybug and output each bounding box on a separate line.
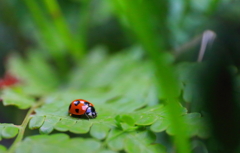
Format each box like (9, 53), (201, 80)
(74, 100), (80, 106)
(69, 104), (72, 110)
(84, 102), (89, 106)
(75, 109), (79, 113)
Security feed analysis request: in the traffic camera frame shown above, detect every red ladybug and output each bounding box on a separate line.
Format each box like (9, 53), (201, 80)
(68, 99), (97, 119)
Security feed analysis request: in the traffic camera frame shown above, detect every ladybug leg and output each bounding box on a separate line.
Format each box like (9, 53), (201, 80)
(85, 114), (90, 120)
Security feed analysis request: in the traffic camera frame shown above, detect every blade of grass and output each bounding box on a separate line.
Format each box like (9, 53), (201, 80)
(42, 0), (85, 60)
(22, 0), (68, 73)
(77, 1), (92, 50)
(111, 1), (191, 153)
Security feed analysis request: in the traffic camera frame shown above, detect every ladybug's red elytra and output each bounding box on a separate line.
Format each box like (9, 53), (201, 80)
(68, 99), (97, 119)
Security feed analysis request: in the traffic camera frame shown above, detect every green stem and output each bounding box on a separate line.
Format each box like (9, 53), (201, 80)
(111, 1), (191, 153)
(7, 101), (44, 153)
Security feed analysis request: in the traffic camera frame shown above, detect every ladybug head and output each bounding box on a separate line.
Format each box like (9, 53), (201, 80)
(85, 106), (97, 118)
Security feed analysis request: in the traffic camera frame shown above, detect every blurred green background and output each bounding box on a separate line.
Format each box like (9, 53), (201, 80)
(1, 0), (240, 152)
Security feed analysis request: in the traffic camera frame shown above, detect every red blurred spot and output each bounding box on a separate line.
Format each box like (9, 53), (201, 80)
(0, 73), (19, 89)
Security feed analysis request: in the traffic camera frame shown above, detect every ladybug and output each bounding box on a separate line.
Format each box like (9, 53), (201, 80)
(68, 99), (97, 119)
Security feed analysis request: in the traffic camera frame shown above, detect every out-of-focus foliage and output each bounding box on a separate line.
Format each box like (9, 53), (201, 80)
(0, 0), (239, 153)
(2, 48), (209, 151)
(15, 134), (102, 153)
(0, 124), (19, 140)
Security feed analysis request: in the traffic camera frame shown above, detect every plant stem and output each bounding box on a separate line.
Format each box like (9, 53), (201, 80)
(111, 1), (191, 152)
(7, 101), (44, 153)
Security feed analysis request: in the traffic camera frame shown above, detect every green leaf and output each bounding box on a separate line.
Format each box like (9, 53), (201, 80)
(54, 118), (76, 132)
(130, 105), (168, 126)
(165, 113), (209, 138)
(3, 47), (207, 152)
(8, 52), (60, 96)
(2, 126), (19, 139)
(176, 62), (203, 105)
(150, 118), (170, 133)
(184, 113), (209, 138)
(15, 133), (101, 153)
(0, 1), (220, 152)
(1, 88), (35, 109)
(106, 129), (166, 153)
(90, 123), (110, 140)
(0, 145), (6, 152)
(131, 104), (187, 126)
(39, 116), (60, 134)
(123, 130), (166, 153)
(145, 108), (208, 138)
(29, 116), (45, 130)
(0, 124), (19, 139)
(98, 150), (117, 153)
(106, 128), (125, 151)
(28, 93), (204, 140)
(114, 115), (136, 131)
(120, 115), (135, 126)
(69, 120), (92, 134)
